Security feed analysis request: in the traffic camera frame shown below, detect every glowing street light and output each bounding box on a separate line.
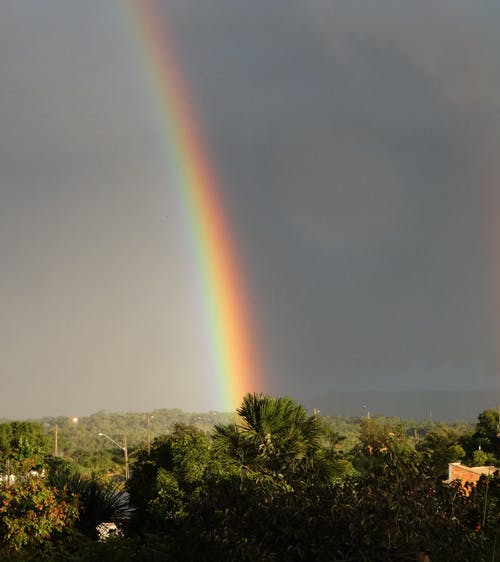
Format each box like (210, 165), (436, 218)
(54, 417), (78, 457)
(98, 433), (129, 479)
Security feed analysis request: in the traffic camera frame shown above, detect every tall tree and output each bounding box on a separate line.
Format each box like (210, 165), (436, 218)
(213, 393), (334, 485)
(127, 423), (211, 532)
(468, 408), (500, 458)
(0, 422), (49, 475)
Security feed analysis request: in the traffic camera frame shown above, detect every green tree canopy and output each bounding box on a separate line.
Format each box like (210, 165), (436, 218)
(417, 426), (466, 476)
(0, 478), (77, 551)
(127, 423), (211, 532)
(213, 393), (335, 485)
(0, 422), (49, 465)
(463, 408), (500, 459)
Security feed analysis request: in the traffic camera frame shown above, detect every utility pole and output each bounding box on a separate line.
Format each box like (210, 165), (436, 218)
(497, 404), (500, 438)
(123, 435), (129, 480)
(54, 424), (58, 457)
(146, 414), (152, 455)
(98, 433), (129, 480)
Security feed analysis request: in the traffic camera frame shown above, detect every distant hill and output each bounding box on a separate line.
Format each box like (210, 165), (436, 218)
(305, 389), (500, 421)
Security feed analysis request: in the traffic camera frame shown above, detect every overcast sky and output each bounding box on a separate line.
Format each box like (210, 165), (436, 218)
(2, 0), (500, 418)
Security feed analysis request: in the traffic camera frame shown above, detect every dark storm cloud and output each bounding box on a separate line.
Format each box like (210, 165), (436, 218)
(165, 0), (499, 392)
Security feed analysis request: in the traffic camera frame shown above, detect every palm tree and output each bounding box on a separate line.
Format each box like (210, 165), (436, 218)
(213, 394), (333, 485)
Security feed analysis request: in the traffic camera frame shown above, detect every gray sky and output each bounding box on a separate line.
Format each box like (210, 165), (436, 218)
(1, 0), (500, 418)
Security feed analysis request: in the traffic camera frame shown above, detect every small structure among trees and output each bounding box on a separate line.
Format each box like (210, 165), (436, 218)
(447, 461), (499, 492)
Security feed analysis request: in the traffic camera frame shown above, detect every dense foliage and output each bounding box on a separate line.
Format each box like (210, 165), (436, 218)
(0, 396), (498, 560)
(0, 478), (77, 551)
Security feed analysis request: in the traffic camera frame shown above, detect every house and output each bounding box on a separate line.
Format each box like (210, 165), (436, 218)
(446, 462), (498, 493)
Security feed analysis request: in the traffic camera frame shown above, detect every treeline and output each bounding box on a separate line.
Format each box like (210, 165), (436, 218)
(33, 409), (233, 475)
(30, 408), (475, 475)
(0, 395), (498, 561)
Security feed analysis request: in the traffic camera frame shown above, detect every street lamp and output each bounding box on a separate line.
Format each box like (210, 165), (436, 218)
(98, 433), (129, 479)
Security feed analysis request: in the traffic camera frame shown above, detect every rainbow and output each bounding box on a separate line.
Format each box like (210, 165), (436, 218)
(124, 0), (262, 410)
